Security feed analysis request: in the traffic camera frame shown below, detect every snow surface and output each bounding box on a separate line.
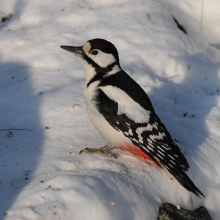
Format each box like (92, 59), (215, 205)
(0, 0), (220, 219)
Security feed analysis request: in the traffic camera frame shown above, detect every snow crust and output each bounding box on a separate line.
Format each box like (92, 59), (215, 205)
(0, 0), (220, 219)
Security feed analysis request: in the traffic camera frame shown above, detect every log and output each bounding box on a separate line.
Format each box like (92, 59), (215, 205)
(157, 203), (212, 220)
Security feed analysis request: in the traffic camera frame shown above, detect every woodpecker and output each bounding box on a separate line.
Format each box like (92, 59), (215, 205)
(60, 38), (204, 198)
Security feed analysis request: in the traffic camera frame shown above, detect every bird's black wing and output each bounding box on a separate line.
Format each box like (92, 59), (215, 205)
(107, 113), (204, 197)
(106, 108), (204, 197)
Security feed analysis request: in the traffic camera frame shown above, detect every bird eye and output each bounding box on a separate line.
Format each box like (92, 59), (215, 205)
(91, 50), (98, 55)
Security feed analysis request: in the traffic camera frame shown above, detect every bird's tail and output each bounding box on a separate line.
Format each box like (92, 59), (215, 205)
(168, 168), (205, 198)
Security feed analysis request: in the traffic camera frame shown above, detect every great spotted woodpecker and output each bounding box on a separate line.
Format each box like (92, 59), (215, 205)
(60, 38), (204, 198)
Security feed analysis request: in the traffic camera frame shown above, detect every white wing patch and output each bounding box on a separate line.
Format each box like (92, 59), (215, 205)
(100, 85), (151, 123)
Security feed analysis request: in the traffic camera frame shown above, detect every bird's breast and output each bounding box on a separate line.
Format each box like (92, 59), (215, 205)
(84, 83), (132, 147)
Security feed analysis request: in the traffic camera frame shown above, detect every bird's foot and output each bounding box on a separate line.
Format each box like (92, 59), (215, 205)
(79, 145), (117, 158)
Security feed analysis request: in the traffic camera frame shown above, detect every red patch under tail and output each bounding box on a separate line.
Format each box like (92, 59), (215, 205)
(119, 145), (157, 165)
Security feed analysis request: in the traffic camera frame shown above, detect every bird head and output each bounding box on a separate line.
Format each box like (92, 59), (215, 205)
(60, 38), (120, 73)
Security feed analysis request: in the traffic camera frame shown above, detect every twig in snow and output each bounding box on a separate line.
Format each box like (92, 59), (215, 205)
(81, 0), (93, 9)
(200, 0), (204, 31)
(0, 128), (30, 131)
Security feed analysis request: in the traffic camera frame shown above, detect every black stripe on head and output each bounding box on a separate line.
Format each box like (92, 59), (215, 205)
(83, 53), (100, 70)
(82, 49), (119, 75)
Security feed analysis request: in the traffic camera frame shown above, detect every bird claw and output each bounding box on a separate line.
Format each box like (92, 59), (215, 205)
(79, 146), (117, 158)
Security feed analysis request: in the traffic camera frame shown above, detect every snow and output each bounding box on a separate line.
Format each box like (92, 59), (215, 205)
(0, 0), (220, 219)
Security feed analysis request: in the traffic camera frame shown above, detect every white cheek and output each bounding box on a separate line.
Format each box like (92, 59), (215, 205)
(93, 52), (116, 67)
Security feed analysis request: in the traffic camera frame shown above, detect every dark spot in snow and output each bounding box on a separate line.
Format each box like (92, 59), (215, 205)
(7, 131), (13, 137)
(183, 113), (188, 117)
(1, 13), (13, 22)
(191, 114), (195, 118)
(25, 177), (28, 180)
(46, 126), (49, 129)
(40, 181), (44, 183)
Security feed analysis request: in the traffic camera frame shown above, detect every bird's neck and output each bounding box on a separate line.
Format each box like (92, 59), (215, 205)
(80, 58), (121, 86)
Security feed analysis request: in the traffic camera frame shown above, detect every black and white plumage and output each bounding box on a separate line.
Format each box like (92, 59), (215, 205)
(60, 38), (204, 198)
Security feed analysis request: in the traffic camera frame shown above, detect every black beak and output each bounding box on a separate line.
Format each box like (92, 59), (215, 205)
(60, 45), (83, 55)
